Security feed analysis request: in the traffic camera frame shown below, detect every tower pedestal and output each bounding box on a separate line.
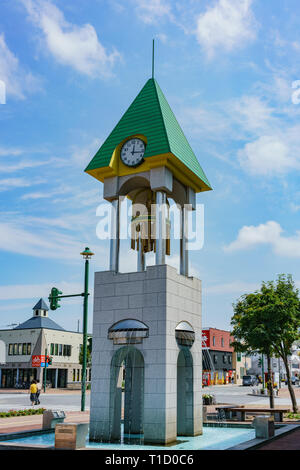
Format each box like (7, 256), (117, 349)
(89, 265), (202, 445)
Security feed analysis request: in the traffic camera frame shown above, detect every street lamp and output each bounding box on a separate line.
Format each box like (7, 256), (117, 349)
(80, 247), (94, 412)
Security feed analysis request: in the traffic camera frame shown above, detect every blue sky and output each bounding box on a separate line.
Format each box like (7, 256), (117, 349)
(0, 0), (300, 333)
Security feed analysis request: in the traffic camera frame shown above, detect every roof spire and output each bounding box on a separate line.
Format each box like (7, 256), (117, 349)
(152, 38), (155, 79)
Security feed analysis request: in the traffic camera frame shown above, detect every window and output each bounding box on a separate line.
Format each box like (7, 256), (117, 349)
(213, 355), (217, 363)
(13, 343), (18, 355)
(63, 344), (71, 356)
(229, 356), (232, 364)
(223, 355), (227, 363)
(26, 343), (31, 355)
(221, 337), (224, 347)
(43, 311), (46, 316)
(18, 344), (22, 355)
(35, 310), (39, 316)
(77, 369), (80, 381)
(22, 343), (27, 355)
(54, 344), (58, 355)
(73, 369), (76, 381)
(50, 344), (54, 355)
(212, 336), (215, 346)
(59, 344), (63, 356)
(8, 344), (13, 355)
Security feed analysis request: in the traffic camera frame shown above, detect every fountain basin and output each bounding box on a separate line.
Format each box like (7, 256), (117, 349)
(0, 424), (256, 450)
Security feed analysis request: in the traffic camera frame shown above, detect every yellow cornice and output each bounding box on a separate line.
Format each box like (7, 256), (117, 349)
(85, 145), (212, 193)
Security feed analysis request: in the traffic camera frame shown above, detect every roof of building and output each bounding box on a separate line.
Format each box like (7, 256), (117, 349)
(32, 298), (49, 311)
(85, 78), (212, 191)
(13, 316), (65, 331)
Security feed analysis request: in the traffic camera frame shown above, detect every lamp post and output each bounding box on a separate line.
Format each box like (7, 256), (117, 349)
(80, 247), (94, 412)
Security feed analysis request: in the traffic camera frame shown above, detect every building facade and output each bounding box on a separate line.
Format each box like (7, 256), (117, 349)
(202, 327), (234, 385)
(232, 352), (252, 385)
(0, 299), (90, 389)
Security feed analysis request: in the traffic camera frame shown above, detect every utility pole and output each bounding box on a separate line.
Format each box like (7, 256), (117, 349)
(48, 247), (94, 412)
(43, 347), (48, 393)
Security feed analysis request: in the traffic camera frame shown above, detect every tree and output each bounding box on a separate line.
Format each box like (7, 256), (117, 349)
(231, 291), (276, 409)
(231, 274), (300, 413)
(258, 275), (300, 413)
(79, 337), (92, 367)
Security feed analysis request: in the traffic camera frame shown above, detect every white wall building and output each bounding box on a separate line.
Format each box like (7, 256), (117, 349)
(0, 299), (90, 389)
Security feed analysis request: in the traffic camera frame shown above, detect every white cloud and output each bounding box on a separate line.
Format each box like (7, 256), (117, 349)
(0, 33), (41, 99)
(132, 0), (173, 24)
(70, 138), (102, 167)
(195, 0), (257, 58)
(238, 135), (299, 176)
(205, 281), (259, 295)
(224, 221), (300, 258)
(0, 281), (82, 300)
(0, 178), (37, 191)
(0, 220), (83, 260)
(21, 0), (121, 78)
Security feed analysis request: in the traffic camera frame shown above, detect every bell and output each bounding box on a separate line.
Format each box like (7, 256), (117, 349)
(130, 189), (170, 255)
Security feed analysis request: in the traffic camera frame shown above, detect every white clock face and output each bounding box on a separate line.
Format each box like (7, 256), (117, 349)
(120, 138), (145, 167)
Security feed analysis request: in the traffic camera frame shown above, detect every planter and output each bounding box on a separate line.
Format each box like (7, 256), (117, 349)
(203, 397), (213, 405)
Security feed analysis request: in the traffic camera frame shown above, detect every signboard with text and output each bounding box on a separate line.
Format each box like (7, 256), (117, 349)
(202, 330), (210, 349)
(31, 355), (45, 367)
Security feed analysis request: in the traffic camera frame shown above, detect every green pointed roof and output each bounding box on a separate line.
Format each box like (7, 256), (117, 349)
(85, 78), (212, 191)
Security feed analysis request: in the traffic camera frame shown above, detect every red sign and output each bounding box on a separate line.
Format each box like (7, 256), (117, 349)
(202, 330), (210, 348)
(31, 355), (45, 367)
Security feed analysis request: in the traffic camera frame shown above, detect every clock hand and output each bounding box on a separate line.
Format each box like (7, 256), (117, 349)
(131, 143), (135, 155)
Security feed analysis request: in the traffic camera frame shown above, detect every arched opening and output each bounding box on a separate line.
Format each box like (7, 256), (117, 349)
(176, 320), (194, 437)
(177, 348), (194, 436)
(109, 346), (145, 443)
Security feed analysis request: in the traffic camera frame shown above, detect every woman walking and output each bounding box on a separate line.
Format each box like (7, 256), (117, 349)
(35, 380), (42, 405)
(29, 380), (37, 406)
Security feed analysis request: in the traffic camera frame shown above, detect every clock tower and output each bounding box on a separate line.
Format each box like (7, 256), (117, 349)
(86, 73), (212, 445)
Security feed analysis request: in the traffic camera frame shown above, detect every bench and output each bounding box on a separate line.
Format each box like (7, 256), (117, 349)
(216, 406), (290, 422)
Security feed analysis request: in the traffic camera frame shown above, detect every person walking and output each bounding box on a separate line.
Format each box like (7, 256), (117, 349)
(29, 380), (37, 406)
(35, 380), (42, 405)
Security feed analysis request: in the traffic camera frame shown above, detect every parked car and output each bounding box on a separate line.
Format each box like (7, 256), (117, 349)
(242, 375), (258, 386)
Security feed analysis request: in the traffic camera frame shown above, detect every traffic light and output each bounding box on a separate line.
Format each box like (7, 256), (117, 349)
(49, 287), (62, 310)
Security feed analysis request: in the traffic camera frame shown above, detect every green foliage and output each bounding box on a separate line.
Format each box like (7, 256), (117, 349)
(0, 408), (46, 418)
(285, 412), (300, 420)
(231, 274), (300, 413)
(231, 274), (300, 357)
(79, 337), (92, 366)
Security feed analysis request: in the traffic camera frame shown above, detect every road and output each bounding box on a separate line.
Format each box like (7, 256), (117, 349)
(205, 384), (300, 406)
(0, 391), (91, 412)
(0, 384), (299, 411)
